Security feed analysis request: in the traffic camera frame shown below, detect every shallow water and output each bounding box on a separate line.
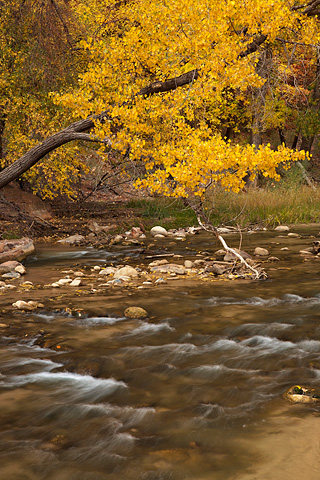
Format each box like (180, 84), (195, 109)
(2, 227), (320, 479)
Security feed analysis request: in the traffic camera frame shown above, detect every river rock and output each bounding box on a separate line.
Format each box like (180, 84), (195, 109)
(283, 385), (320, 404)
(114, 266), (139, 279)
(15, 264), (26, 275)
(57, 235), (85, 244)
(217, 227), (234, 234)
(70, 278), (82, 287)
(150, 226), (168, 237)
(194, 259), (206, 266)
(0, 238), (35, 263)
(267, 256), (280, 262)
(88, 220), (117, 234)
(288, 232), (300, 238)
(130, 227), (144, 237)
(173, 230), (186, 238)
(148, 259), (169, 267)
(99, 267), (117, 275)
(275, 225), (290, 232)
(155, 277), (167, 284)
(184, 260), (194, 269)
(150, 264), (186, 275)
(124, 306), (148, 319)
(224, 249), (252, 261)
(205, 263), (228, 275)
(87, 220), (102, 234)
(2, 271), (20, 279)
(254, 247), (269, 256)
(12, 300), (44, 310)
(215, 249), (227, 259)
(57, 278), (73, 285)
(0, 260), (21, 274)
(299, 248), (313, 255)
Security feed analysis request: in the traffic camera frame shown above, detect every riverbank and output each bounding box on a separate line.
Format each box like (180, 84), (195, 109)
(2, 178), (320, 242)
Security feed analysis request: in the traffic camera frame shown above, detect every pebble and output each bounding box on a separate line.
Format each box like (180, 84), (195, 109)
(70, 279), (82, 287)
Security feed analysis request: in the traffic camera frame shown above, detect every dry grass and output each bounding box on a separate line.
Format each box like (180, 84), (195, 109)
(206, 182), (320, 227)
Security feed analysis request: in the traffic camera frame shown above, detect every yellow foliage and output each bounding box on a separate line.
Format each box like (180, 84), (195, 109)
(1, 0), (319, 198)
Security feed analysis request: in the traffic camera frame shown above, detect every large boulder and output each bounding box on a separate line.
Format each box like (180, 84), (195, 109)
(0, 238), (34, 263)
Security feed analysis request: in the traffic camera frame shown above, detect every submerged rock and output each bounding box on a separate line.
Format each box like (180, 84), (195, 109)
(124, 306), (148, 319)
(283, 385), (320, 404)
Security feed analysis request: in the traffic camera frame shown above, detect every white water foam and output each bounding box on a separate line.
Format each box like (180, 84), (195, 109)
(208, 293), (320, 308)
(129, 321), (174, 335)
(2, 371), (127, 402)
(77, 316), (126, 326)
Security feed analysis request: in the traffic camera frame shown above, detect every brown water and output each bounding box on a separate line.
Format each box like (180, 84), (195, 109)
(2, 228), (320, 479)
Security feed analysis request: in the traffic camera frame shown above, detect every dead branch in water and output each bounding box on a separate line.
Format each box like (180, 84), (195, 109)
(196, 215), (265, 279)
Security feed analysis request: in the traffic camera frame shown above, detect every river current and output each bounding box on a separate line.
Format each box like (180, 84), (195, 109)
(1, 227), (320, 479)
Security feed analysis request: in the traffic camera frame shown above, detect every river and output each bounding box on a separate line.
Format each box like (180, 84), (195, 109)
(1, 226), (320, 479)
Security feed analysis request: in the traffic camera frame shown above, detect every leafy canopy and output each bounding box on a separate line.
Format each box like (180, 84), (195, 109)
(2, 0), (319, 197)
(54, 0), (316, 197)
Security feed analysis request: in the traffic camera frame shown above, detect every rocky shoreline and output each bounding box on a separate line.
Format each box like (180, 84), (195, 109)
(1, 223), (320, 319)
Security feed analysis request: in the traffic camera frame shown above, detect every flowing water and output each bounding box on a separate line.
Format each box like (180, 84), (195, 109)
(1, 228), (320, 479)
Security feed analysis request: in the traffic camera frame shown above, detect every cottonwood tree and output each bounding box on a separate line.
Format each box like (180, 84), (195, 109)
(0, 0), (319, 197)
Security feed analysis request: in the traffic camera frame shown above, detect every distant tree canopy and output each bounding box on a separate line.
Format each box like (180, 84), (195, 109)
(0, 0), (319, 198)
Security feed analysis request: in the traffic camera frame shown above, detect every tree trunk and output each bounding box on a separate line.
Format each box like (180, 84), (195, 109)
(0, 108), (6, 161)
(0, 115), (103, 189)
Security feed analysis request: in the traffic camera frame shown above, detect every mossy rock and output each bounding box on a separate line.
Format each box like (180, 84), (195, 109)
(124, 306), (148, 319)
(283, 385), (320, 404)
